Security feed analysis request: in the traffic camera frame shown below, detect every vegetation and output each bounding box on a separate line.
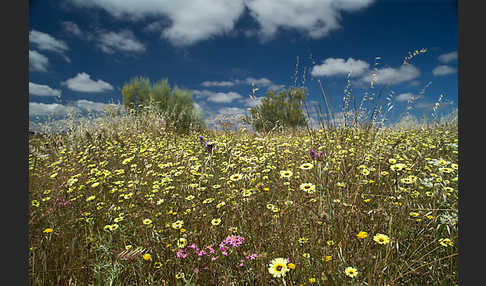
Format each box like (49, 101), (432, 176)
(29, 50), (458, 285)
(29, 117), (457, 285)
(245, 86), (308, 132)
(121, 76), (205, 132)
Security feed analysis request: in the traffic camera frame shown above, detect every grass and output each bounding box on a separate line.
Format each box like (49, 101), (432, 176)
(29, 50), (458, 285)
(29, 113), (458, 285)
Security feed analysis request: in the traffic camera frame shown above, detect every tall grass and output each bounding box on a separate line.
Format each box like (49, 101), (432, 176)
(29, 51), (458, 285)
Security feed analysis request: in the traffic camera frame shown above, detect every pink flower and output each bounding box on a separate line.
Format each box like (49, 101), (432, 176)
(176, 249), (187, 258)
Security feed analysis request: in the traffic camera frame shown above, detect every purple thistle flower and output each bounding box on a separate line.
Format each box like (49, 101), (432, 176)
(204, 141), (216, 152)
(309, 149), (324, 160)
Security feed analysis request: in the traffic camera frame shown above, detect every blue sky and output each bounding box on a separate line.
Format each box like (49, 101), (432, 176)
(29, 0), (458, 130)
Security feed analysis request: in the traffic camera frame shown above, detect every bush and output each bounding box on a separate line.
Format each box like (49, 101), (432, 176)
(245, 87), (308, 132)
(121, 77), (205, 132)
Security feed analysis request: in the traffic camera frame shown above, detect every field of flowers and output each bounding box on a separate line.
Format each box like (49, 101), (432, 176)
(28, 125), (458, 285)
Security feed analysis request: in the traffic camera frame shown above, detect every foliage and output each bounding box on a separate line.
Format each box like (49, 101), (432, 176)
(121, 77), (205, 132)
(245, 87), (308, 132)
(29, 120), (458, 285)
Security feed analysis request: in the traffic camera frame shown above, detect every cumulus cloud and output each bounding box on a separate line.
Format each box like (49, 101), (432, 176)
(415, 101), (452, 111)
(245, 0), (375, 40)
(432, 65), (457, 76)
(438, 51), (458, 63)
(395, 92), (416, 102)
(68, 0), (375, 46)
(29, 82), (61, 97)
(360, 64), (420, 85)
(29, 30), (70, 62)
(61, 72), (114, 93)
(245, 77), (273, 87)
(29, 100), (120, 118)
(29, 30), (69, 53)
(68, 0), (246, 46)
(201, 80), (236, 87)
(29, 102), (78, 118)
(193, 89), (243, 103)
(97, 30), (146, 54)
(29, 50), (49, 72)
(62, 21), (82, 37)
(311, 58), (370, 77)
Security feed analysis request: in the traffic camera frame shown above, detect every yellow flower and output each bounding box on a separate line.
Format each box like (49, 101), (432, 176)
(177, 238), (187, 248)
(361, 168), (370, 176)
(324, 255), (332, 262)
(309, 277), (317, 283)
(43, 228), (53, 233)
(154, 261), (162, 269)
(280, 170), (293, 179)
(373, 233), (390, 245)
(31, 200), (40, 207)
(143, 218), (153, 225)
(85, 195), (96, 202)
(109, 224), (119, 231)
(172, 220), (184, 229)
(143, 253), (152, 261)
(300, 183), (316, 193)
(230, 173), (243, 181)
(175, 272), (185, 279)
(345, 266), (358, 278)
(356, 231), (368, 239)
(216, 201), (226, 208)
(299, 163), (314, 170)
(268, 257), (290, 278)
(211, 218), (221, 226)
(439, 238), (453, 247)
(287, 263), (296, 269)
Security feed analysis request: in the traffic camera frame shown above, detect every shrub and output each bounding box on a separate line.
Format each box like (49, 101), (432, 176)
(121, 77), (205, 132)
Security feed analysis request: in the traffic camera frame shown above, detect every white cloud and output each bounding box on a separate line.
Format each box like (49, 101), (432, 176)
(29, 50), (49, 72)
(438, 51), (458, 63)
(432, 65), (457, 76)
(29, 102), (78, 118)
(61, 72), (114, 93)
(69, 0), (246, 46)
(29, 30), (70, 62)
(62, 21), (82, 36)
(201, 80), (235, 87)
(245, 77), (273, 87)
(395, 92), (415, 102)
(415, 101), (452, 110)
(193, 89), (242, 103)
(268, 84), (286, 91)
(311, 58), (370, 77)
(97, 30), (146, 54)
(360, 64), (420, 85)
(68, 0), (374, 46)
(29, 82), (61, 97)
(245, 0), (375, 40)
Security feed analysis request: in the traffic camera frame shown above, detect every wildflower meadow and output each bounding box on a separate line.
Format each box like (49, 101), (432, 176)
(29, 110), (458, 285)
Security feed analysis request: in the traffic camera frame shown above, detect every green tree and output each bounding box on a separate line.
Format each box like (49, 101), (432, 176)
(245, 87), (308, 132)
(121, 76), (205, 132)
